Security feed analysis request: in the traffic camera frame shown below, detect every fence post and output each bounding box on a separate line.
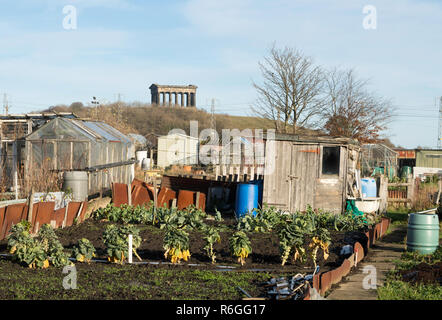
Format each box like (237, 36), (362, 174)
(128, 234), (133, 264)
(27, 188), (34, 224)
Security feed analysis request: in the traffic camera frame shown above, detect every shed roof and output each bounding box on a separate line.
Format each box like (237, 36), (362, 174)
(263, 133), (359, 146)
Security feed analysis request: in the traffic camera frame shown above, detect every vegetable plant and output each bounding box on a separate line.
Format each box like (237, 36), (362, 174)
(7, 222), (71, 269)
(37, 224), (71, 268)
(229, 231), (252, 266)
(203, 227), (221, 264)
(163, 227), (191, 264)
(278, 221), (307, 266)
(103, 224), (142, 263)
(72, 238), (96, 263)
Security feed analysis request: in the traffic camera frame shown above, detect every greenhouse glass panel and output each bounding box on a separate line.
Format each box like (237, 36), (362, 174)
(57, 141), (71, 170)
(31, 142), (43, 169)
(73, 142), (88, 169)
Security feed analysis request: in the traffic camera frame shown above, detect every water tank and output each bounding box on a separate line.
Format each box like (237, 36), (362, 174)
(141, 158), (151, 170)
(407, 213), (439, 254)
(235, 183), (258, 219)
(136, 151), (148, 165)
(62, 171), (88, 202)
(361, 178), (377, 198)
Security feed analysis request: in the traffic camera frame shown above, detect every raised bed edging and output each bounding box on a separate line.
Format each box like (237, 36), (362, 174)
(312, 217), (391, 298)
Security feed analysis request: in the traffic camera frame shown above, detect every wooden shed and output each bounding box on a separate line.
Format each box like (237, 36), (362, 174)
(262, 134), (360, 214)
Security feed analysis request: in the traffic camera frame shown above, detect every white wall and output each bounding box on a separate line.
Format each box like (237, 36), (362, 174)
(157, 134), (198, 168)
(413, 167), (442, 179)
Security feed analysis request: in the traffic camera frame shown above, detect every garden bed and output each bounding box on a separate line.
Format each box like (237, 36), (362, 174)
(0, 217), (366, 273)
(0, 201), (389, 300)
(399, 262), (442, 285)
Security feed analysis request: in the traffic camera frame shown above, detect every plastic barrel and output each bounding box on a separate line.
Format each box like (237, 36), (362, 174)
(250, 180), (263, 207)
(235, 183), (258, 218)
(407, 213), (439, 254)
(361, 178), (377, 198)
(62, 171), (88, 201)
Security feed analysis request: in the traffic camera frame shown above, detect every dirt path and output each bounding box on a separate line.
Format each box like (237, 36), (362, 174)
(326, 225), (407, 300)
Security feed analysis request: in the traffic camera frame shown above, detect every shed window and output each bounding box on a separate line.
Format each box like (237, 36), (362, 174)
(322, 147), (340, 175)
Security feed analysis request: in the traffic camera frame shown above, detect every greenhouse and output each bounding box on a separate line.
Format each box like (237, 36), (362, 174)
(23, 117), (135, 196)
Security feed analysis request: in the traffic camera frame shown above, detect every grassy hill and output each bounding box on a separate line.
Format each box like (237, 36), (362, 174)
(44, 102), (279, 142)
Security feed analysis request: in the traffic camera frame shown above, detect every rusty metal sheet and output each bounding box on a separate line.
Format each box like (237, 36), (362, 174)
(354, 242), (364, 263)
(177, 190), (206, 211)
(132, 184), (153, 207)
(78, 201), (88, 222)
(33, 202), (55, 232)
(157, 187), (176, 209)
(66, 202), (82, 227)
(112, 183), (128, 208)
(0, 207), (5, 240)
(52, 208), (66, 228)
(1, 203), (27, 239)
(341, 259), (351, 277)
(313, 273), (320, 291)
(319, 271), (332, 296)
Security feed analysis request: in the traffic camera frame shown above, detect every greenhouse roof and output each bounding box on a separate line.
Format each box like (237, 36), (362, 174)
(26, 117), (132, 144)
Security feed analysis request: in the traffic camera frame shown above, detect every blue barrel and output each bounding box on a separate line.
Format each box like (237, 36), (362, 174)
(361, 178), (377, 198)
(250, 180), (263, 207)
(407, 213), (440, 254)
(235, 183), (258, 218)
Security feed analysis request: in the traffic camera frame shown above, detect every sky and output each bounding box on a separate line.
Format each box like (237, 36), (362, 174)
(0, 0), (441, 149)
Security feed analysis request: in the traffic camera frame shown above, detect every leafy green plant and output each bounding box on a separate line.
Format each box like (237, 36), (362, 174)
(8, 222), (70, 268)
(203, 227), (221, 264)
(214, 209), (223, 222)
(103, 224), (142, 263)
(72, 238), (96, 263)
(163, 227), (191, 264)
(278, 221), (307, 266)
(7, 221), (33, 254)
(37, 224), (71, 267)
(229, 231), (252, 266)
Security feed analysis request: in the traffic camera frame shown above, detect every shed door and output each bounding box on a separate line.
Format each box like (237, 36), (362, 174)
(290, 144), (319, 212)
(262, 140), (293, 210)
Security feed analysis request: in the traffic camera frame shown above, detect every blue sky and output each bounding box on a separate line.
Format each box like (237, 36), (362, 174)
(0, 0), (441, 148)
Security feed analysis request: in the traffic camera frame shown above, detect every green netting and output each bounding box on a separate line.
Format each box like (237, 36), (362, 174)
(345, 200), (367, 223)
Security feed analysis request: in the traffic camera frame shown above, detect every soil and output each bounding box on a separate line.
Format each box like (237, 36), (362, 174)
(0, 216), (370, 300)
(399, 262), (442, 285)
(0, 216), (366, 273)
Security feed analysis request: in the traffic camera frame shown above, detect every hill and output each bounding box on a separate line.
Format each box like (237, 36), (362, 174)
(43, 102), (322, 146)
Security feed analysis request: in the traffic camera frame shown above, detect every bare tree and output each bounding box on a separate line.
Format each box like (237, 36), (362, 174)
(252, 46), (325, 134)
(322, 68), (393, 143)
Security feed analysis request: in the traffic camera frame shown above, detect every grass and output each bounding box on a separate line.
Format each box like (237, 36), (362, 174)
(377, 231), (441, 300)
(378, 279), (442, 300)
(0, 258), (275, 299)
